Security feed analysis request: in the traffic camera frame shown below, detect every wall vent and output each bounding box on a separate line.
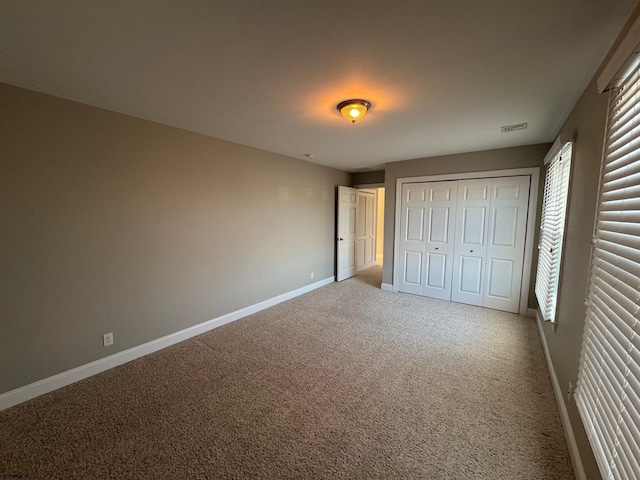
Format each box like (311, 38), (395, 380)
(501, 123), (528, 133)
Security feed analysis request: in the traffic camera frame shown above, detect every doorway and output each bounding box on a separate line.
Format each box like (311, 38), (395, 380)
(337, 186), (385, 282)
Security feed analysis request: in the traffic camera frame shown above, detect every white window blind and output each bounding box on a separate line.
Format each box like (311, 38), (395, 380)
(576, 55), (640, 480)
(535, 141), (573, 323)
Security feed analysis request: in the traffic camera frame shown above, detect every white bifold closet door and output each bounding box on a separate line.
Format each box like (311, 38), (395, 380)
(398, 175), (530, 313)
(397, 181), (458, 300)
(451, 176), (530, 313)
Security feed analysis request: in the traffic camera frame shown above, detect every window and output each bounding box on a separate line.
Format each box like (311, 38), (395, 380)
(575, 53), (640, 480)
(535, 139), (573, 323)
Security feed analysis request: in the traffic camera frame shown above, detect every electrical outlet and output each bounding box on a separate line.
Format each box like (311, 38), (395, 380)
(310, 271), (315, 279)
(567, 382), (573, 403)
(103, 332), (114, 347)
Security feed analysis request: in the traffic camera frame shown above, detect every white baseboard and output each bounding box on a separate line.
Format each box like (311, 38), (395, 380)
(381, 283), (393, 292)
(0, 276), (335, 412)
(536, 313), (586, 480)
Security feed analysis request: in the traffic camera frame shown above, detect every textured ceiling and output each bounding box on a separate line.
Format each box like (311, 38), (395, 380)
(0, 1), (637, 171)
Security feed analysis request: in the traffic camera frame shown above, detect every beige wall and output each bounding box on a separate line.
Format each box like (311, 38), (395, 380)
(353, 170), (385, 186)
(0, 83), (350, 394)
(538, 78), (608, 478)
(544, 9), (640, 476)
(382, 144), (550, 299)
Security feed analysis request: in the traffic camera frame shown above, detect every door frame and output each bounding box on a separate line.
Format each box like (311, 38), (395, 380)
(392, 167), (540, 316)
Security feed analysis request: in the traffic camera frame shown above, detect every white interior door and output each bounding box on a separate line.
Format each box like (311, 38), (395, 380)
(398, 181), (457, 299)
(365, 193), (375, 267)
(398, 184), (429, 295)
(483, 176), (530, 312)
(337, 186), (358, 281)
(451, 176), (530, 312)
(357, 191), (376, 271)
(423, 181), (458, 300)
(451, 179), (490, 306)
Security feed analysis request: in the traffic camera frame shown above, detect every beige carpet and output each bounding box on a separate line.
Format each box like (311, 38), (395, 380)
(0, 266), (574, 479)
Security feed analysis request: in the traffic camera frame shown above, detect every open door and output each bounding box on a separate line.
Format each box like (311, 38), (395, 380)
(356, 190), (377, 271)
(336, 186), (358, 281)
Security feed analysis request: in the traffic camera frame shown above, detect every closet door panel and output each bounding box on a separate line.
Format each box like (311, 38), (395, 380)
(407, 207), (425, 241)
(486, 258), (514, 298)
(459, 256), (483, 294)
(483, 176), (530, 312)
(423, 181), (457, 300)
(404, 251), (423, 286)
(451, 179), (489, 307)
(398, 185), (429, 295)
(425, 253), (447, 289)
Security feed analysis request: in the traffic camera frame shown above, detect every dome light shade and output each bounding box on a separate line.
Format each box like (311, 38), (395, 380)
(337, 99), (371, 124)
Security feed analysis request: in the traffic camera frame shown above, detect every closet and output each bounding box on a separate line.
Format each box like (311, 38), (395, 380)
(397, 175), (531, 313)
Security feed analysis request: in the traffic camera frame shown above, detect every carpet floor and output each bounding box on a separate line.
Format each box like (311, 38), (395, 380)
(0, 266), (574, 479)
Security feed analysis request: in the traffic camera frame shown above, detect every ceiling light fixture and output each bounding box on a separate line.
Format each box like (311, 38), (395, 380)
(337, 99), (371, 124)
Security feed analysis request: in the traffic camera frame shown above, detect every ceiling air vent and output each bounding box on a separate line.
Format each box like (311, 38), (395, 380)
(501, 123), (528, 133)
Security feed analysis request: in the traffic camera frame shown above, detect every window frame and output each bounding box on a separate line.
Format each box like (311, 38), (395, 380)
(535, 135), (574, 323)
